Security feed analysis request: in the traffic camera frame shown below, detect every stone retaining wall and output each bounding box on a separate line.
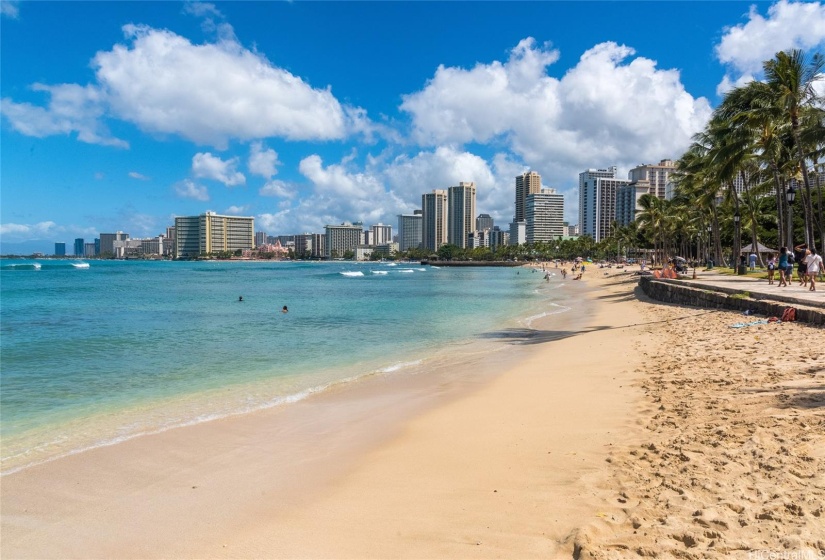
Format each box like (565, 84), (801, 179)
(639, 276), (825, 326)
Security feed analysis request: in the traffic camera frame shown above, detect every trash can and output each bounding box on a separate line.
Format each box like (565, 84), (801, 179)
(707, 259), (714, 270)
(738, 255), (747, 275)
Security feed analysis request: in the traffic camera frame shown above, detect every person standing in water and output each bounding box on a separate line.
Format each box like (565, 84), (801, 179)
(282, 305), (288, 313)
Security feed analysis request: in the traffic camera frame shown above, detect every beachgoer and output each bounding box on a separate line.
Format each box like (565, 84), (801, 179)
(749, 252), (757, 270)
(766, 253), (776, 285)
(778, 247), (789, 287)
(238, 296), (244, 302)
(282, 305), (288, 313)
(786, 250), (795, 283)
(795, 244), (809, 287)
(804, 248), (822, 291)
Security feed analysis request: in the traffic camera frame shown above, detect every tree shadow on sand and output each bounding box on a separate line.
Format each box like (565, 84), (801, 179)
(477, 325), (612, 345)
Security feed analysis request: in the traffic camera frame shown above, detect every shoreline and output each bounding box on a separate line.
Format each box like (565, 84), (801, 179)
(2, 274), (638, 558)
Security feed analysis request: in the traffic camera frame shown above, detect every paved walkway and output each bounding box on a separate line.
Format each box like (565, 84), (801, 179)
(675, 269), (825, 309)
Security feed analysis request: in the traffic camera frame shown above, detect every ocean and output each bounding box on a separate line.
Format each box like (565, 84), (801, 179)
(0, 259), (580, 474)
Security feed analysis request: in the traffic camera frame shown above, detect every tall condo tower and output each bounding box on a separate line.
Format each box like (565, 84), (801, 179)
(525, 188), (564, 243)
(578, 166), (629, 242)
(515, 171), (542, 223)
(324, 223), (363, 258)
(174, 212), (255, 258)
(397, 212), (423, 252)
(422, 190), (448, 252)
(447, 182), (476, 248)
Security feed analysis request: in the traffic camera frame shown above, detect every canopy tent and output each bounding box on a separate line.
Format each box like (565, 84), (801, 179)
(740, 242), (777, 254)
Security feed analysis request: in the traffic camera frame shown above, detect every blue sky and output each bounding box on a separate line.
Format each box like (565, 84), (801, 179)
(3, 0), (825, 253)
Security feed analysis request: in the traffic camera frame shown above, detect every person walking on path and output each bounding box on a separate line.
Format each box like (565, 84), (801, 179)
(795, 244), (809, 287)
(767, 253), (776, 285)
(749, 252), (757, 271)
(804, 248), (823, 291)
(778, 247), (789, 287)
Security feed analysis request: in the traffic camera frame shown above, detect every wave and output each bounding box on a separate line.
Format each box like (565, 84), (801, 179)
(377, 359), (423, 373)
(521, 303), (572, 328)
(1, 263), (41, 270)
(339, 271), (364, 277)
(371, 270), (388, 275)
(1, 261), (92, 271)
(397, 269), (416, 273)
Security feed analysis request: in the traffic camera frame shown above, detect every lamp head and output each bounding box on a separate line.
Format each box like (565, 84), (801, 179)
(733, 212), (740, 223)
(787, 185), (796, 203)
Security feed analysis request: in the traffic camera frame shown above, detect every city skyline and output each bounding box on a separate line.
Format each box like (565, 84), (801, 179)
(5, 1), (825, 254)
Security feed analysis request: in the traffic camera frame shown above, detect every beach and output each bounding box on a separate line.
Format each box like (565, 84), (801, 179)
(2, 268), (823, 558)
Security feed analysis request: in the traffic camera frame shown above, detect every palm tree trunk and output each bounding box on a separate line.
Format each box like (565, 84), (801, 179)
(792, 121), (816, 246)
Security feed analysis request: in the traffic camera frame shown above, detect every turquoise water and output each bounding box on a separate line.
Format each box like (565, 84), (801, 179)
(0, 259), (574, 473)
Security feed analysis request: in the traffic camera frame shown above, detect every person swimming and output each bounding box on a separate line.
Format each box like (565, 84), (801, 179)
(282, 305), (288, 313)
(238, 296), (244, 302)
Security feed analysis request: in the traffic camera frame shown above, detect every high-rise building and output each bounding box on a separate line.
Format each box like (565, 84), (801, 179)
(515, 171), (542, 223)
(628, 159), (676, 199)
(293, 233), (313, 258)
(174, 212), (255, 258)
(422, 190), (448, 251)
(255, 231), (268, 247)
(166, 227), (176, 242)
(579, 166), (629, 242)
(397, 213), (423, 252)
(476, 213), (494, 232)
(370, 223), (392, 246)
(325, 223), (363, 258)
(84, 242), (96, 257)
(74, 238), (84, 257)
(310, 233), (325, 258)
(526, 188), (564, 243)
(509, 221), (526, 246)
(100, 232), (129, 256)
(447, 182), (476, 248)
(54, 243), (66, 256)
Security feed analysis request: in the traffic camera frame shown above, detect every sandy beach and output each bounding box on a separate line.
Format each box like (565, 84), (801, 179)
(2, 268), (823, 559)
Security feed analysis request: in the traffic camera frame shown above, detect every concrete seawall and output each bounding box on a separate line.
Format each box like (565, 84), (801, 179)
(639, 276), (825, 326)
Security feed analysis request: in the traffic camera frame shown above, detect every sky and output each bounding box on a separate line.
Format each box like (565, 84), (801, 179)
(4, 0), (825, 253)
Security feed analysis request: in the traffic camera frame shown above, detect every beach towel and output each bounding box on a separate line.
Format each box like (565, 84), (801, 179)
(730, 319), (769, 328)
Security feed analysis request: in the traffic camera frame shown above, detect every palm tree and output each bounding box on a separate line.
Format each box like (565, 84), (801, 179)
(763, 49), (825, 248)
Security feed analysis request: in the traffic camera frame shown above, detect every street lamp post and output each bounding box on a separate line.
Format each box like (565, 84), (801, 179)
(786, 185), (796, 249)
(706, 224), (713, 268)
(733, 212), (741, 274)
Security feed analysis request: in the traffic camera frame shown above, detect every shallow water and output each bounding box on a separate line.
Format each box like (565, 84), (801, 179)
(0, 259), (579, 473)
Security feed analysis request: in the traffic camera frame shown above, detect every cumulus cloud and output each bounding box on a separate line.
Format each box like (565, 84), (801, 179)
(248, 142), (280, 178)
(192, 152), (245, 186)
(401, 39), (711, 188)
(716, 0), (825, 78)
(174, 179), (209, 201)
(183, 1), (223, 19)
(1, 83), (128, 147)
(2, 23), (374, 148)
(259, 179), (295, 199)
(224, 205), (249, 214)
(93, 24), (362, 147)
(0, 220), (98, 242)
(129, 171), (150, 180)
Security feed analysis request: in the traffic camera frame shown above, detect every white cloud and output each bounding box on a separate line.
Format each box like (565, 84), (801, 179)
(0, 221), (98, 242)
(0, 83), (128, 147)
(259, 179), (295, 199)
(93, 24), (362, 147)
(248, 142), (280, 178)
(1, 0), (19, 18)
(2, 23), (375, 148)
(401, 39), (711, 189)
(129, 171), (150, 180)
(224, 205), (248, 214)
(192, 152), (245, 186)
(174, 179), (209, 201)
(716, 0), (825, 77)
(183, 1), (223, 19)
